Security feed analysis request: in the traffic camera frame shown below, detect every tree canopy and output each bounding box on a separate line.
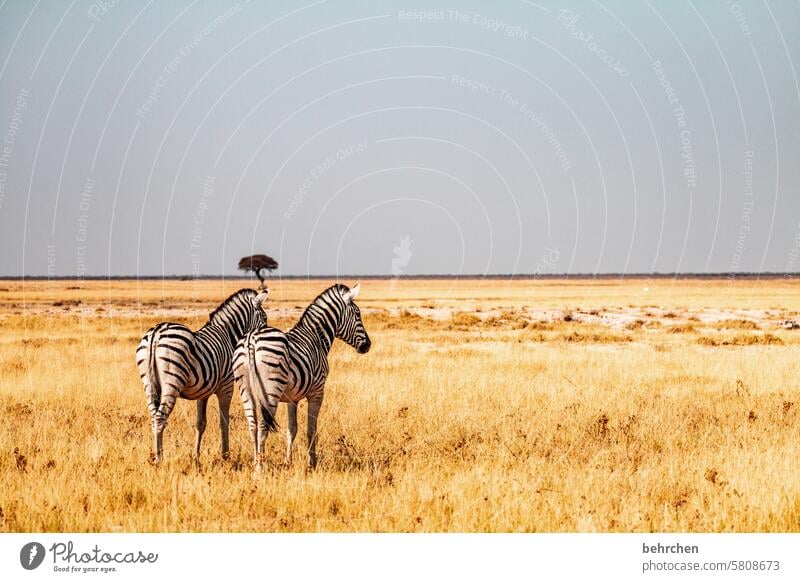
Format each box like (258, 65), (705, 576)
(238, 254), (278, 287)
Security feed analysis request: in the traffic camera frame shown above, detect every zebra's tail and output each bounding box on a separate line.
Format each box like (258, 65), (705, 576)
(248, 332), (278, 433)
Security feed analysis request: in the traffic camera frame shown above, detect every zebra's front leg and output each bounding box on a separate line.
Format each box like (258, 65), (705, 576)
(217, 384), (233, 460)
(194, 398), (208, 466)
(285, 401), (298, 466)
(306, 395), (324, 470)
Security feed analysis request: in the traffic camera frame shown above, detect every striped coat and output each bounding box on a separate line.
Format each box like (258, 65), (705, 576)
(233, 284), (370, 468)
(136, 288), (267, 463)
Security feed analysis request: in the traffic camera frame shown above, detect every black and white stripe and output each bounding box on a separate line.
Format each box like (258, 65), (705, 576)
(136, 288), (268, 462)
(233, 284), (370, 468)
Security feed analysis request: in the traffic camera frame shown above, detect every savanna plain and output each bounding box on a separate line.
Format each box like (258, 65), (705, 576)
(0, 278), (798, 532)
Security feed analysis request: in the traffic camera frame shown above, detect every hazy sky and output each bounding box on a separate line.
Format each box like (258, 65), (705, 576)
(1, 0), (798, 276)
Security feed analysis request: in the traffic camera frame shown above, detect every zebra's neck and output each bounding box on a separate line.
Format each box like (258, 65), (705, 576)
(290, 300), (338, 355)
(203, 302), (247, 346)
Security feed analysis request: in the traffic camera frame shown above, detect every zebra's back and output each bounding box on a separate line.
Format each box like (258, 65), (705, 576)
(137, 321), (234, 402)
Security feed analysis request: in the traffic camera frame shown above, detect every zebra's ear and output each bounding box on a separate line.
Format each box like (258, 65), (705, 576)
(343, 283), (360, 304)
(252, 289), (268, 308)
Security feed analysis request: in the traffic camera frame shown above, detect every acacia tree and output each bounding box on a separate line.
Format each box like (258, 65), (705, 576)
(238, 254), (278, 289)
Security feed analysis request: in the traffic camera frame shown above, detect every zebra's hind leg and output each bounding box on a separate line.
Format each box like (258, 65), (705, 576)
(151, 386), (181, 464)
(256, 410), (269, 462)
(150, 419), (161, 465)
(237, 381), (260, 467)
(145, 387), (161, 464)
(217, 384), (233, 460)
(194, 398), (208, 466)
(251, 426), (260, 469)
(285, 401), (298, 466)
(306, 395), (324, 470)
(256, 403), (278, 470)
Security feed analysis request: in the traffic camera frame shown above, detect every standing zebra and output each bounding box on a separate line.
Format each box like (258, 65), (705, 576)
(136, 288), (268, 463)
(233, 284), (370, 468)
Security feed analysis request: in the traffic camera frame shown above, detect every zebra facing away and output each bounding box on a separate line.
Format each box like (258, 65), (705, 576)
(233, 283), (371, 469)
(136, 288), (268, 463)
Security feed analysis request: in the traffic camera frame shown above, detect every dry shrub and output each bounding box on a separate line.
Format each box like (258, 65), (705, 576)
(587, 413), (610, 440)
(522, 331), (548, 343)
(449, 313), (482, 329)
(1, 357), (26, 375)
(363, 311), (393, 326)
(557, 331), (632, 343)
(717, 319), (760, 330)
(383, 310), (432, 330)
(668, 324), (697, 334)
(727, 333), (783, 346)
(526, 321), (559, 331)
(696, 334), (783, 346)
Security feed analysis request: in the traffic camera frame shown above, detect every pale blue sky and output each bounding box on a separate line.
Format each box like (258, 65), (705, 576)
(1, 0), (798, 276)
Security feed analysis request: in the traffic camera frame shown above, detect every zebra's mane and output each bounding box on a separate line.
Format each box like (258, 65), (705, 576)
(207, 288), (257, 324)
(293, 284), (349, 330)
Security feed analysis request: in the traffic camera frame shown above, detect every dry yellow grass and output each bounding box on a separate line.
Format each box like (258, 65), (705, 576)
(1, 277), (799, 532)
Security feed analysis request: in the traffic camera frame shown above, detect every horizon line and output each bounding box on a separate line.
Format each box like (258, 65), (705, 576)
(2, 272), (799, 281)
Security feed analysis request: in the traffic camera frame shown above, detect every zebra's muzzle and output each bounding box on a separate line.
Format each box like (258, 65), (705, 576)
(357, 338), (371, 354)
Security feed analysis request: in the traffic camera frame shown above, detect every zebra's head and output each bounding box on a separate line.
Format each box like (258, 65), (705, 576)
(248, 288), (269, 329)
(335, 284), (371, 354)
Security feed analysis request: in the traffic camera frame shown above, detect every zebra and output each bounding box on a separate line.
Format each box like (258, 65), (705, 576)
(136, 288), (268, 463)
(233, 283), (370, 468)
